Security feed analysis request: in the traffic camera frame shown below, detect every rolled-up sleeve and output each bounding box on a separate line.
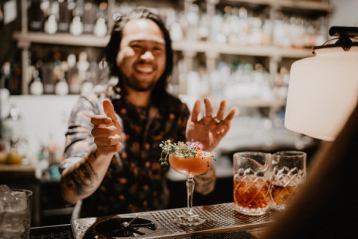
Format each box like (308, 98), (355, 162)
(60, 95), (102, 173)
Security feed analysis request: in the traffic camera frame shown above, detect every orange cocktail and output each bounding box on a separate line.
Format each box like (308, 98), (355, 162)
(168, 152), (212, 177)
(160, 141), (214, 226)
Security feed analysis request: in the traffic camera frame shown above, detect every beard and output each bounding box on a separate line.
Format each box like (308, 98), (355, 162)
(118, 69), (158, 92)
(123, 75), (157, 92)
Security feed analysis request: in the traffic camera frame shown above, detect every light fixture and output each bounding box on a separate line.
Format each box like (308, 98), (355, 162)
(284, 26), (358, 141)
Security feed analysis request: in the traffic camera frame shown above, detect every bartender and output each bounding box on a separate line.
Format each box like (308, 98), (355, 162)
(60, 8), (236, 218)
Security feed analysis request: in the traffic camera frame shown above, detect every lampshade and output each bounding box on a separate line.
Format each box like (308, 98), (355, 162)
(285, 46), (358, 141)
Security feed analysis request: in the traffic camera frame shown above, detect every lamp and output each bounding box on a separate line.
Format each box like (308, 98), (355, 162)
(285, 26), (358, 141)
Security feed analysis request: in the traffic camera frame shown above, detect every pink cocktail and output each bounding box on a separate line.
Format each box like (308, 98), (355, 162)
(168, 151), (213, 226)
(169, 152), (212, 177)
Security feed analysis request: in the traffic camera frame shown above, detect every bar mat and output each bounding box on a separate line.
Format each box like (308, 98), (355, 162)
(72, 202), (272, 238)
(30, 224), (73, 239)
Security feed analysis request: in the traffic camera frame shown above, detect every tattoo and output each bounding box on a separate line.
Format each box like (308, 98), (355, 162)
(62, 152), (98, 196)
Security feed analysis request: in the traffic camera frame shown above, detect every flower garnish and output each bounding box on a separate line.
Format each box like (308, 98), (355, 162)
(159, 140), (206, 165)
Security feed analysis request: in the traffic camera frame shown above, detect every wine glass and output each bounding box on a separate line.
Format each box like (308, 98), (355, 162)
(168, 151), (213, 226)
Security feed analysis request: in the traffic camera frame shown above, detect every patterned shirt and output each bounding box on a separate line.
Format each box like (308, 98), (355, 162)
(61, 90), (190, 217)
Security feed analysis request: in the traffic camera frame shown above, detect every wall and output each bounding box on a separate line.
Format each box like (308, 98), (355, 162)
(4, 95), (78, 160)
(330, 0), (358, 26)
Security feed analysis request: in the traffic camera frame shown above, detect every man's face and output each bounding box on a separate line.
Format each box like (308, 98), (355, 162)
(116, 19), (166, 92)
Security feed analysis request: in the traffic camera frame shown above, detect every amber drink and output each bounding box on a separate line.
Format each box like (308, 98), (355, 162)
(270, 151), (306, 210)
(233, 152), (272, 216)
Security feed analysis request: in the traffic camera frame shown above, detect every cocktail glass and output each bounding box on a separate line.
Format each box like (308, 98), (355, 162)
(168, 151), (213, 226)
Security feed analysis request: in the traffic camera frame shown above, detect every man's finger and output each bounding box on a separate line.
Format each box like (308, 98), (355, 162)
(91, 125), (118, 137)
(103, 99), (118, 123)
(223, 108), (237, 125)
(91, 115), (112, 125)
(215, 100), (226, 121)
(97, 145), (121, 154)
(204, 98), (213, 117)
(191, 100), (201, 122)
(94, 135), (122, 146)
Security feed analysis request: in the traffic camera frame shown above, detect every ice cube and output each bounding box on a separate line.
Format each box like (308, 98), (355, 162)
(0, 191), (15, 213)
(10, 191), (28, 212)
(0, 185), (11, 194)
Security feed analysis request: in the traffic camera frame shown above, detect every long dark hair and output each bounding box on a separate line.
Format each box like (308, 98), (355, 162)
(105, 8), (173, 104)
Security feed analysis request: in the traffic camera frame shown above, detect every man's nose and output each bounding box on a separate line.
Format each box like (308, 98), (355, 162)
(140, 50), (154, 61)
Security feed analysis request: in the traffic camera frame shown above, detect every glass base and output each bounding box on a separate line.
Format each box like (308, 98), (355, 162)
(173, 213), (206, 226)
(234, 204), (269, 216)
(271, 203), (286, 211)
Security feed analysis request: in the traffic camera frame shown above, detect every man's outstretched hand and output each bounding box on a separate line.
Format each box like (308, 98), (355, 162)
(186, 98), (237, 151)
(90, 99), (124, 156)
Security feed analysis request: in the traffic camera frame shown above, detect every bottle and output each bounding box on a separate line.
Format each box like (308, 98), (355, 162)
(94, 1), (108, 37)
(70, 0), (84, 36)
(29, 67), (44, 95)
(94, 17), (107, 37)
(58, 0), (72, 32)
(44, 1), (59, 34)
(80, 79), (93, 96)
(67, 54), (80, 94)
(77, 51), (89, 82)
(28, 0), (45, 32)
(83, 1), (97, 34)
(55, 77), (69, 95)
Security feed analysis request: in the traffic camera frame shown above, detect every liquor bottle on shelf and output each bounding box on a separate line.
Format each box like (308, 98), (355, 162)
(80, 78), (94, 96)
(55, 77), (69, 95)
(29, 67), (44, 95)
(70, 0), (84, 36)
(41, 62), (55, 94)
(94, 1), (108, 37)
(44, 1), (59, 34)
(58, 0), (73, 33)
(67, 54), (80, 94)
(28, 0), (45, 32)
(77, 51), (89, 80)
(83, 1), (97, 34)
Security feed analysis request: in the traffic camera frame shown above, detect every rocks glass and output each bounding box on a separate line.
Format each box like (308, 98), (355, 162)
(0, 185), (32, 239)
(233, 152), (272, 216)
(270, 151), (306, 210)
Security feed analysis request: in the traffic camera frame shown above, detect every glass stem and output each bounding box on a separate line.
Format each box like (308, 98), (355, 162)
(186, 176), (195, 216)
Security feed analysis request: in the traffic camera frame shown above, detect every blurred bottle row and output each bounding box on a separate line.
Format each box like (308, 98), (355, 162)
(1, 54), (288, 100)
(28, 0), (327, 48)
(175, 59), (289, 101)
(29, 0), (108, 37)
(26, 50), (108, 95)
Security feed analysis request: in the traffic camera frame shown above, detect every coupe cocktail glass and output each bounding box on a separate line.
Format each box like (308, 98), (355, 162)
(168, 151), (213, 226)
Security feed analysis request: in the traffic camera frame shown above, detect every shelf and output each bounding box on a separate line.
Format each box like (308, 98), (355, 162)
(173, 41), (313, 58)
(230, 98), (285, 108)
(277, 0), (333, 12)
(14, 32), (313, 58)
(222, 0), (333, 12)
(14, 32), (109, 48)
(0, 163), (36, 173)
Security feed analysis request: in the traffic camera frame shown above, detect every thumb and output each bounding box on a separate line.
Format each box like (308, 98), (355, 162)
(103, 98), (118, 123)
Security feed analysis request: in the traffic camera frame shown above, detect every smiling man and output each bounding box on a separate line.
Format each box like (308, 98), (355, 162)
(60, 8), (236, 218)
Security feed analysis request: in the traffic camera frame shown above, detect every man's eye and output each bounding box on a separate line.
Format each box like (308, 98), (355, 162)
(153, 47), (164, 53)
(131, 45), (143, 51)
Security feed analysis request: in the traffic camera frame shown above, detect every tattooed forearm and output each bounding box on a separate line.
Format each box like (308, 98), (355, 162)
(62, 153), (98, 196)
(194, 166), (216, 195)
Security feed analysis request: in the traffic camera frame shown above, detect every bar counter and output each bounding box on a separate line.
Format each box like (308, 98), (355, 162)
(30, 203), (273, 239)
